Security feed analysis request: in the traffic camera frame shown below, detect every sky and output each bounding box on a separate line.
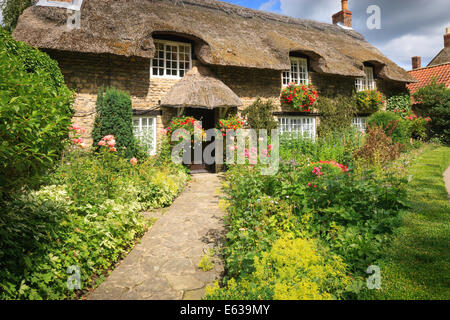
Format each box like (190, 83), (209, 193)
(223, 0), (450, 70)
(1, 1), (448, 70)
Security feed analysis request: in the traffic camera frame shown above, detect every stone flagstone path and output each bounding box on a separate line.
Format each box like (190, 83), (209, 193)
(88, 173), (225, 300)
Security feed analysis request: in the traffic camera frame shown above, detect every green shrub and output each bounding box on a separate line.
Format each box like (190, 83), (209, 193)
(242, 98), (278, 130)
(367, 111), (409, 144)
(386, 94), (412, 115)
(0, 29), (74, 199)
(413, 80), (450, 144)
(0, 0), (32, 32)
(315, 95), (358, 137)
(354, 124), (403, 165)
(92, 87), (138, 158)
(356, 90), (385, 114)
(0, 148), (189, 299)
(206, 236), (351, 300)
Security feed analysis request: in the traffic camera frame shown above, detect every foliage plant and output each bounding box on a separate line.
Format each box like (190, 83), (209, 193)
(367, 111), (409, 144)
(0, 0), (32, 32)
(0, 138), (189, 299)
(353, 124), (402, 165)
(241, 98), (279, 130)
(0, 29), (74, 200)
(213, 128), (408, 299)
(206, 236), (351, 300)
(413, 79), (450, 145)
(92, 87), (138, 158)
(281, 83), (319, 112)
(356, 90), (384, 114)
(315, 95), (358, 137)
(386, 94), (412, 116)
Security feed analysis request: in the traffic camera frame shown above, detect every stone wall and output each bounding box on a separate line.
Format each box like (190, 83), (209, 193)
(47, 50), (179, 146)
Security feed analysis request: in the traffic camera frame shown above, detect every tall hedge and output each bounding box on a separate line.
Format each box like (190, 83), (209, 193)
(92, 87), (137, 158)
(0, 29), (74, 199)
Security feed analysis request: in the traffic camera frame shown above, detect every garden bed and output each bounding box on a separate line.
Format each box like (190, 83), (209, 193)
(0, 147), (189, 300)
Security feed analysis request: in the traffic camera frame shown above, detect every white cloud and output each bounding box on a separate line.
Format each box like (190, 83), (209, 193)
(272, 0), (450, 71)
(259, 0), (278, 12)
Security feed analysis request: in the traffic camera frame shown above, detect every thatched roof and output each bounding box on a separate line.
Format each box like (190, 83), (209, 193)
(13, 0), (414, 82)
(161, 65), (242, 108)
(428, 48), (450, 67)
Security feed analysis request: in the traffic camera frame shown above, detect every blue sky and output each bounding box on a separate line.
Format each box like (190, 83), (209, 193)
(222, 0), (450, 70)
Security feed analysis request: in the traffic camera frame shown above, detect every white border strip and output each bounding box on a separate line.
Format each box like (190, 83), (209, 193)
(36, 0), (83, 11)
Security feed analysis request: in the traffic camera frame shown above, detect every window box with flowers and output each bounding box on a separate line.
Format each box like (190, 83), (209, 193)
(281, 83), (319, 112)
(356, 90), (385, 114)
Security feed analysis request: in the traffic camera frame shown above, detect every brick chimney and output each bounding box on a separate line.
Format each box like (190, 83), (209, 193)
(412, 56), (421, 70)
(445, 27), (450, 48)
(332, 0), (352, 28)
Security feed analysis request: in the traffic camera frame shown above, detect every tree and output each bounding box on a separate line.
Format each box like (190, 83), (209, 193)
(413, 79), (450, 145)
(0, 0), (34, 32)
(92, 87), (138, 158)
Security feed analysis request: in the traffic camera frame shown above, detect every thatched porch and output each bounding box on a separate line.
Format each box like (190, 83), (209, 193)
(161, 65), (242, 173)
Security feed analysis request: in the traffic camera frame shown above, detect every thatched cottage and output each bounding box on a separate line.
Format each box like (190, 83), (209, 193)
(13, 0), (415, 158)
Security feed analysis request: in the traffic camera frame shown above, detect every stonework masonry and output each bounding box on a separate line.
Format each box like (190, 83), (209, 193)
(47, 50), (407, 147)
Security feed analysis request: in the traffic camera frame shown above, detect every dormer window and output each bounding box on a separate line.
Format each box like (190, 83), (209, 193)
(355, 66), (375, 91)
(282, 57), (309, 86)
(151, 40), (192, 78)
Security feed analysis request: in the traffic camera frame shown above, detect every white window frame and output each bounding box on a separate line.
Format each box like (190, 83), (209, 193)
(352, 117), (367, 132)
(278, 116), (316, 139)
(282, 57), (309, 86)
(36, 0), (83, 11)
(356, 66), (375, 91)
(151, 40), (192, 79)
(133, 116), (157, 155)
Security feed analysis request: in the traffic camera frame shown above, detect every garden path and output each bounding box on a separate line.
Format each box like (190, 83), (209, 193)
(444, 166), (450, 200)
(87, 173), (226, 300)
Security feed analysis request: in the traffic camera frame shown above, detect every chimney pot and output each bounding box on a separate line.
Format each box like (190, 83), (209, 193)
(445, 28), (450, 48)
(342, 0), (348, 10)
(332, 0), (352, 28)
(412, 56), (421, 70)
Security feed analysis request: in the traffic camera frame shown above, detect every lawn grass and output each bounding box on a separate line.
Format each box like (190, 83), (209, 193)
(364, 145), (450, 299)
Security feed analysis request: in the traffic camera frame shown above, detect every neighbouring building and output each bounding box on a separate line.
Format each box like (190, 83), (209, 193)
(13, 0), (415, 170)
(407, 28), (450, 100)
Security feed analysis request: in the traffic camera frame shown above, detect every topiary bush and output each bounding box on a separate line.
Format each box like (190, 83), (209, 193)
(367, 111), (409, 144)
(0, 29), (74, 200)
(92, 87), (138, 158)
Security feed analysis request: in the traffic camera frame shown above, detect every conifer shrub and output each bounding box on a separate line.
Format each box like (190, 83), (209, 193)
(92, 87), (138, 158)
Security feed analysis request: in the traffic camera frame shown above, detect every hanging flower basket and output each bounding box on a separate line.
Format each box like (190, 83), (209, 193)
(281, 83), (319, 112)
(356, 90), (384, 114)
(218, 115), (245, 137)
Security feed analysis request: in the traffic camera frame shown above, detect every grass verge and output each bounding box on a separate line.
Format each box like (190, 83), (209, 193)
(363, 145), (450, 299)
